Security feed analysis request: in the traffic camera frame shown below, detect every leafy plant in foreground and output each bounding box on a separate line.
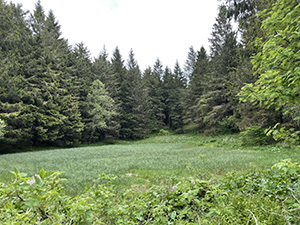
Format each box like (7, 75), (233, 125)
(1, 159), (300, 224)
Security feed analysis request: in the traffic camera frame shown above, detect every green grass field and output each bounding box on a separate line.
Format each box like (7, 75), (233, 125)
(0, 133), (299, 195)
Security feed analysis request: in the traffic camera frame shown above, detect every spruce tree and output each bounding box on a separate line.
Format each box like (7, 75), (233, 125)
(126, 49), (149, 138)
(0, 1), (84, 146)
(162, 67), (173, 128)
(199, 6), (238, 133)
(224, 0), (281, 132)
(0, 1), (32, 146)
(110, 48), (149, 139)
(142, 67), (159, 132)
(184, 47), (209, 127)
(169, 62), (186, 131)
(92, 46), (115, 92)
(184, 46), (197, 82)
(143, 59), (165, 131)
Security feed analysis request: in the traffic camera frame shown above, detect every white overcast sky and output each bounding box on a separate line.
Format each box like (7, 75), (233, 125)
(10, 0), (221, 70)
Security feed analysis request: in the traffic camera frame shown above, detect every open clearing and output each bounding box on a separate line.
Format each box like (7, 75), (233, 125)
(0, 134), (299, 195)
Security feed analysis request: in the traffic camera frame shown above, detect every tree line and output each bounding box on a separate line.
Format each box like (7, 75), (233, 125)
(0, 0), (299, 151)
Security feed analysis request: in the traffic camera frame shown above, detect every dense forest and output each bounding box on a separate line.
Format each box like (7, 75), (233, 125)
(0, 0), (299, 151)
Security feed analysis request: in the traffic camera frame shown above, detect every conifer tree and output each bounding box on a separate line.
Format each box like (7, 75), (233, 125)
(142, 67), (159, 132)
(109, 48), (149, 139)
(92, 46), (115, 92)
(162, 67), (173, 128)
(184, 46), (197, 82)
(199, 6), (238, 133)
(0, 1), (32, 146)
(0, 1), (40, 146)
(184, 47), (209, 127)
(126, 49), (149, 138)
(143, 59), (165, 131)
(110, 47), (126, 102)
(1, 1), (84, 146)
(224, 0), (281, 132)
(169, 62), (186, 131)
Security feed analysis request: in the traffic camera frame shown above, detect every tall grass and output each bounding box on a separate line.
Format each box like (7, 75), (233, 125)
(0, 133), (299, 195)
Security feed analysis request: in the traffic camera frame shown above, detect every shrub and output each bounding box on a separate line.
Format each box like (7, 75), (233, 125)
(217, 117), (239, 134)
(158, 129), (171, 136)
(239, 125), (274, 146)
(0, 119), (5, 139)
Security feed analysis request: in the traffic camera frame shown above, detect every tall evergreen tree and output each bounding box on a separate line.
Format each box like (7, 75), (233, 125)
(126, 49), (149, 138)
(143, 59), (165, 131)
(142, 67), (158, 132)
(162, 67), (173, 128)
(169, 62), (186, 131)
(198, 6), (238, 133)
(184, 47), (209, 127)
(110, 47), (145, 139)
(0, 1), (84, 147)
(92, 46), (115, 92)
(184, 46), (197, 82)
(223, 0), (281, 132)
(110, 47), (125, 102)
(0, 1), (32, 148)
(161, 63), (186, 131)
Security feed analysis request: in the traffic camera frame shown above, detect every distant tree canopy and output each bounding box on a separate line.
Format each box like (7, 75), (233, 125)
(0, 0), (299, 152)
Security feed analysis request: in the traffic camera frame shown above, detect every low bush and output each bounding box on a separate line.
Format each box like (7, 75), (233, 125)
(218, 117), (239, 134)
(158, 129), (171, 136)
(239, 125), (274, 146)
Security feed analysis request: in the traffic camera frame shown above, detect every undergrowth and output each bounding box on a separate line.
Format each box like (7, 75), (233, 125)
(1, 160), (300, 224)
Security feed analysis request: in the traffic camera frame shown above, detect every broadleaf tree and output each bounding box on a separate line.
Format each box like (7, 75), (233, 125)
(239, 0), (300, 142)
(86, 80), (117, 143)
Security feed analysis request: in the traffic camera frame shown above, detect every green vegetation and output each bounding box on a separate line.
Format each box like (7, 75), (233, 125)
(239, 0), (300, 143)
(1, 0), (300, 223)
(0, 118), (5, 138)
(1, 0), (299, 151)
(0, 133), (299, 196)
(1, 136), (300, 224)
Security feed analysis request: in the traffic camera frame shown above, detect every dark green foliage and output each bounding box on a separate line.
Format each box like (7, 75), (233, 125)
(183, 46), (197, 79)
(0, 1), (84, 148)
(184, 47), (209, 127)
(170, 62), (186, 131)
(109, 48), (148, 139)
(126, 50), (150, 138)
(197, 7), (238, 134)
(0, 0), (298, 148)
(142, 60), (165, 132)
(239, 125), (274, 146)
(92, 46), (115, 91)
(217, 117), (239, 134)
(161, 63), (186, 132)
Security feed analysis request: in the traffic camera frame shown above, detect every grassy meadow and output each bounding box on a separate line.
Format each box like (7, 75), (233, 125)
(0, 133), (299, 195)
